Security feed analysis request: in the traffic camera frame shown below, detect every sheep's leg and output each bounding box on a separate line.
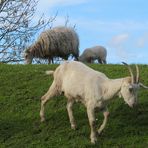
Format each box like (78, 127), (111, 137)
(90, 58), (94, 63)
(102, 59), (107, 64)
(74, 55), (79, 61)
(51, 58), (54, 64)
(63, 56), (68, 60)
(98, 58), (103, 64)
(66, 100), (77, 130)
(87, 106), (97, 144)
(48, 58), (52, 64)
(48, 57), (54, 64)
(98, 108), (109, 135)
(40, 83), (58, 122)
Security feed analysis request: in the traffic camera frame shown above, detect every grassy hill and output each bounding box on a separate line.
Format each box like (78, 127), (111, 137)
(0, 63), (148, 148)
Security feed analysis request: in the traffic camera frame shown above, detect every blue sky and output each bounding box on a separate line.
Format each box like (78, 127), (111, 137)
(36, 0), (148, 64)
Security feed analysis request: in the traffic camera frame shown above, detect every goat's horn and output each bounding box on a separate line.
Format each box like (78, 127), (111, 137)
(135, 65), (139, 83)
(122, 62), (134, 83)
(139, 83), (148, 89)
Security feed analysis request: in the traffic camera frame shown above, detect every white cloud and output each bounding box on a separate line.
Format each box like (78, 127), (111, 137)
(107, 33), (130, 61)
(35, 0), (148, 33)
(36, 0), (90, 24)
(137, 33), (148, 48)
(66, 17), (148, 35)
(108, 33), (129, 47)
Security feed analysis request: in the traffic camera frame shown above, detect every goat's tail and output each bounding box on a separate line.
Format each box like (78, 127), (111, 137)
(45, 70), (54, 75)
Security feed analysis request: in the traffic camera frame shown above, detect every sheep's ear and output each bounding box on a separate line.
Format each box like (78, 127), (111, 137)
(139, 83), (148, 89)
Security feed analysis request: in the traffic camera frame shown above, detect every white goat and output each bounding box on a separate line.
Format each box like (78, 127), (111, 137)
(40, 61), (147, 144)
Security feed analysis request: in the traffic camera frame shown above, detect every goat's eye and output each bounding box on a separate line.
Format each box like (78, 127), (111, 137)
(129, 87), (133, 92)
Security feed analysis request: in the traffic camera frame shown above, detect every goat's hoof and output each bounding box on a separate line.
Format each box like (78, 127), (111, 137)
(71, 124), (77, 130)
(40, 118), (45, 122)
(41, 96), (45, 100)
(91, 137), (97, 144)
(97, 130), (102, 135)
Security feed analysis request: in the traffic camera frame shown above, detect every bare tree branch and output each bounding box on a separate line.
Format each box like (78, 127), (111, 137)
(0, 0), (56, 63)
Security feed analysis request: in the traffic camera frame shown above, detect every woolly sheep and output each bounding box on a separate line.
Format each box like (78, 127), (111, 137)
(78, 45), (107, 64)
(24, 26), (79, 64)
(40, 61), (147, 144)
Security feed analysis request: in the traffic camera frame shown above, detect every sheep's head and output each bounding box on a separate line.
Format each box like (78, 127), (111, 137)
(120, 62), (148, 108)
(24, 47), (33, 64)
(78, 55), (96, 63)
(78, 55), (85, 62)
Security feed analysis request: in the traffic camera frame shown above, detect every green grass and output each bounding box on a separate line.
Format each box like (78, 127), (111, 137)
(0, 63), (148, 148)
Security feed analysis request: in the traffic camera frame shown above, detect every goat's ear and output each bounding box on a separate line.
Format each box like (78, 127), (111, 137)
(129, 85), (133, 90)
(139, 83), (148, 89)
(122, 62), (128, 65)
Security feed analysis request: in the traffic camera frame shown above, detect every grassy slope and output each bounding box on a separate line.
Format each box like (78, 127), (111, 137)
(0, 63), (148, 148)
